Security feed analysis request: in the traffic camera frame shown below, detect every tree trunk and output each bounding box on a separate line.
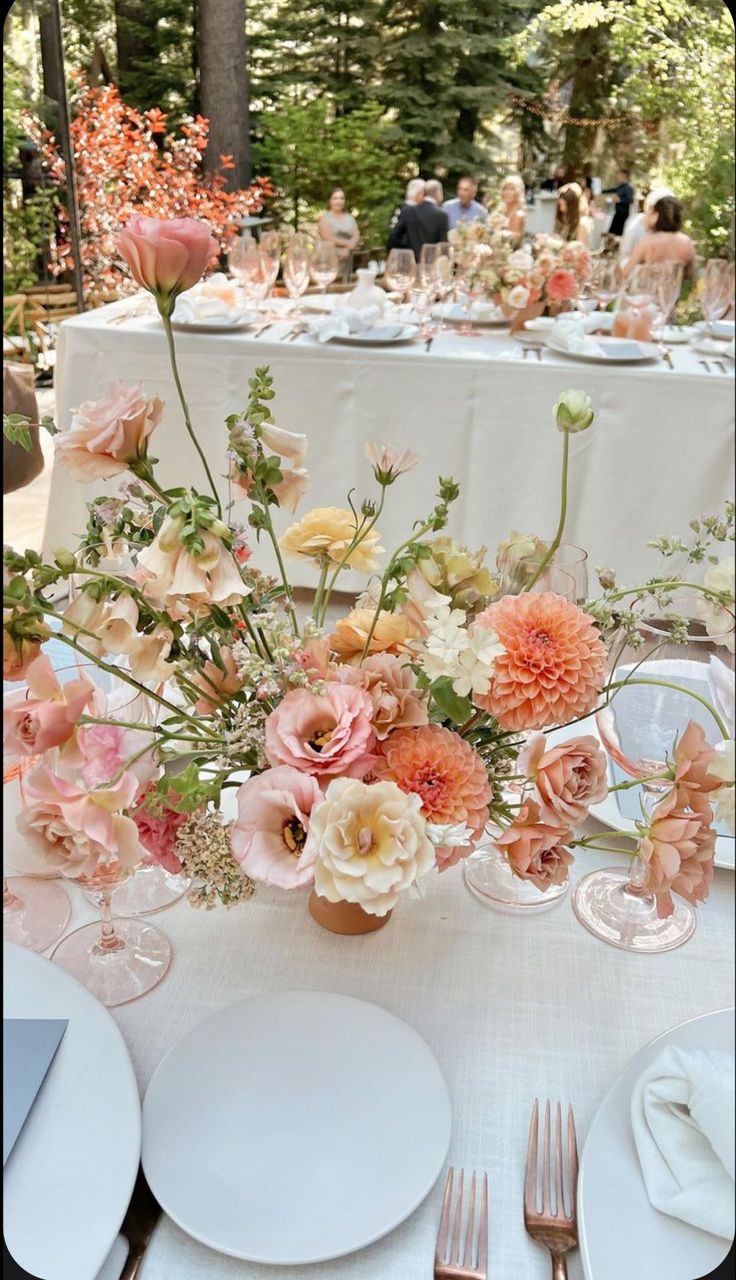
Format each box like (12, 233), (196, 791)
(114, 0), (155, 102)
(562, 27), (610, 178)
(198, 0), (250, 190)
(38, 8), (63, 115)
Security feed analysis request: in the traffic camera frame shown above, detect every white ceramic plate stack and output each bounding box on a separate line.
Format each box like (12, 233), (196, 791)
(328, 324), (419, 347)
(142, 990), (452, 1264)
(545, 331), (660, 365)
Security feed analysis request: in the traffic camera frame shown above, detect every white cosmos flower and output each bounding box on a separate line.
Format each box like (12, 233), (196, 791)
(425, 821), (475, 848)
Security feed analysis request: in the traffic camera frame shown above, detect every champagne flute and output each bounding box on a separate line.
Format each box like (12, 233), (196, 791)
(309, 242), (339, 302)
(384, 248), (416, 305)
(699, 259), (732, 346)
(234, 246), (272, 308)
(283, 236), (311, 318)
(592, 259), (622, 310)
(259, 230), (282, 299)
(651, 261), (683, 341)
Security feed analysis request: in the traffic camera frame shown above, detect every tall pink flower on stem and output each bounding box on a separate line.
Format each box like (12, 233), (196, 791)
(231, 766), (322, 888)
(115, 216), (219, 311)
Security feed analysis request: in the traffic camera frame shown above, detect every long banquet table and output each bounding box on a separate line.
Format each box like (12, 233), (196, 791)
(49, 836), (735, 1280)
(43, 298), (735, 592)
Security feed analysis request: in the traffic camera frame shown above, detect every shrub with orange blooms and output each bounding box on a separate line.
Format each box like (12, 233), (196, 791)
(32, 79), (272, 294)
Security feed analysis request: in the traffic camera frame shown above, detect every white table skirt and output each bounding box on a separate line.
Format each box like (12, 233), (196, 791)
(47, 841), (734, 1280)
(43, 301), (735, 594)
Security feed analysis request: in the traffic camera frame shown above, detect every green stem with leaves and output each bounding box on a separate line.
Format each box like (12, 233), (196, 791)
(526, 427), (570, 591)
(607, 675), (728, 738)
(159, 306), (222, 517)
(359, 514), (440, 661)
(251, 477), (300, 637)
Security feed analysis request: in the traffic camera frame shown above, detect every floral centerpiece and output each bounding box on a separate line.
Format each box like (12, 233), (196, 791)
(3, 217), (734, 949)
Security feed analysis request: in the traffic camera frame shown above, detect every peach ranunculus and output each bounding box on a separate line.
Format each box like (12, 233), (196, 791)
(519, 732), (608, 826)
(136, 515), (248, 618)
(231, 766), (322, 888)
(546, 269), (578, 304)
(337, 653), (429, 740)
(3, 655), (94, 759)
(473, 592), (607, 731)
(54, 383), (163, 482)
(329, 608), (417, 664)
(637, 787), (716, 918)
(264, 684), (377, 779)
(192, 647), (243, 712)
(17, 764), (146, 880)
(115, 215), (219, 305)
(279, 508), (383, 573)
(372, 723), (491, 869)
(310, 777), (436, 916)
(493, 800), (574, 891)
(672, 721), (722, 813)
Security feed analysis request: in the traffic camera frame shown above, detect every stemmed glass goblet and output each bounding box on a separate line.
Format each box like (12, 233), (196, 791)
(384, 249), (416, 307)
(309, 242), (339, 302)
(283, 235), (311, 318)
(698, 259), (733, 350)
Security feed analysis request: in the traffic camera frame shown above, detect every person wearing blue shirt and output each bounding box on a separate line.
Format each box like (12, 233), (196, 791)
(443, 177), (488, 230)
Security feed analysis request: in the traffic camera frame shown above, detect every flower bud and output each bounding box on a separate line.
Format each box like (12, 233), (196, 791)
(554, 390), (595, 434)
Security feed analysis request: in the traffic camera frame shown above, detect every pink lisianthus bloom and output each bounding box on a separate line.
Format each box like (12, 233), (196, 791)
(75, 718), (159, 792)
(17, 764), (146, 880)
(637, 787), (716, 919)
(546, 269), (578, 304)
(54, 382), (163, 482)
(264, 685), (377, 779)
(519, 732), (608, 826)
(3, 655), (94, 759)
(493, 799), (574, 891)
(115, 215), (219, 305)
(231, 766), (322, 888)
(132, 787), (188, 875)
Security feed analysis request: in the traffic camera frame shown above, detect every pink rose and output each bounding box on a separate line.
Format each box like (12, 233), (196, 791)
(3, 655), (94, 759)
(115, 215), (219, 303)
(265, 685), (377, 779)
(55, 382), (163, 481)
(638, 787), (716, 919)
(18, 764), (145, 880)
(494, 799), (574, 891)
(546, 269), (578, 303)
(231, 766), (322, 888)
(338, 653), (429, 740)
(519, 733), (608, 826)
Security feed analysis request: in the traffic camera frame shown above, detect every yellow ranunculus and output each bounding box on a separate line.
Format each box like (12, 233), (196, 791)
(279, 508), (383, 573)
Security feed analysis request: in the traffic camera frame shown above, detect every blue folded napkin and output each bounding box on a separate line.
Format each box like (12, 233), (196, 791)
(3, 1018), (68, 1165)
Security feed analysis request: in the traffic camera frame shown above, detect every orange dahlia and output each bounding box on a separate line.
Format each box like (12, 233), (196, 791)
(373, 724), (491, 869)
(473, 592), (607, 731)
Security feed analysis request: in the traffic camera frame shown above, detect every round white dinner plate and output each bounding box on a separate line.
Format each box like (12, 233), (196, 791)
(142, 990), (452, 1264)
(659, 325), (696, 344)
(169, 311), (257, 332)
(523, 316), (557, 334)
(3, 943), (141, 1280)
(578, 1008), (735, 1280)
(546, 715), (734, 870)
(545, 332), (660, 364)
(328, 323), (419, 346)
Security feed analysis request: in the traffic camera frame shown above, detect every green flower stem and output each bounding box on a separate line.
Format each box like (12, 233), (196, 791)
(573, 842), (638, 856)
(251, 478), (300, 637)
(526, 427), (570, 591)
(607, 675), (729, 738)
(311, 558), (330, 626)
(359, 515), (438, 662)
(160, 308), (222, 517)
(601, 579), (732, 605)
(608, 771), (672, 792)
(318, 488), (387, 626)
(81, 715), (215, 747)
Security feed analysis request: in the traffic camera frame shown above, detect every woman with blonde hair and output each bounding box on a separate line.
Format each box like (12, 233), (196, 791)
(496, 174), (527, 241)
(554, 182), (592, 245)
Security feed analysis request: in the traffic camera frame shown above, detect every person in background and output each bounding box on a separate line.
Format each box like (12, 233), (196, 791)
(554, 182), (592, 245)
(602, 168), (634, 237)
(389, 178), (426, 233)
(387, 179), (449, 260)
(317, 189), (360, 279)
(497, 174), (527, 241)
(622, 196), (695, 278)
(443, 176), (488, 229)
(619, 186), (675, 264)
(540, 165), (567, 192)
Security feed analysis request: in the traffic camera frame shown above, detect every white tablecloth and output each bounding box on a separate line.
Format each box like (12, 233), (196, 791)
(50, 843), (734, 1280)
(43, 300), (735, 593)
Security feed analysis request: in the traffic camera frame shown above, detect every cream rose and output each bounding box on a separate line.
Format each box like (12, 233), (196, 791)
(697, 558), (735, 653)
(279, 508), (383, 573)
(311, 778), (435, 915)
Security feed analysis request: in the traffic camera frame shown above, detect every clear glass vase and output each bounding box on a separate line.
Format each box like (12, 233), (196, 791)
(463, 843), (569, 914)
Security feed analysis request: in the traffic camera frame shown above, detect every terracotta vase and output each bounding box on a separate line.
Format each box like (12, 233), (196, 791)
(308, 890), (392, 936)
(503, 300), (545, 333)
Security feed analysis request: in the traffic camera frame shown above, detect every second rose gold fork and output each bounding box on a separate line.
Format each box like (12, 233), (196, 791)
(524, 1099), (579, 1280)
(434, 1167), (488, 1279)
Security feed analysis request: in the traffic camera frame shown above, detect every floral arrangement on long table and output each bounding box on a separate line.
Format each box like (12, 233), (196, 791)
(449, 220), (590, 322)
(3, 217), (734, 933)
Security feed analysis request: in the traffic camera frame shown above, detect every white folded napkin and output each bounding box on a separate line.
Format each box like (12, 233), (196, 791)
(630, 1045), (735, 1240)
(553, 317), (605, 356)
(173, 276), (244, 324)
(311, 305), (381, 343)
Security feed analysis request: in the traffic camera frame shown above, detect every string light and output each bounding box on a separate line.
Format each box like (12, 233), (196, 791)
(509, 94), (659, 133)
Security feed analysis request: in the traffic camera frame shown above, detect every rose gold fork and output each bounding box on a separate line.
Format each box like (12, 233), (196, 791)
(524, 1100), (578, 1280)
(434, 1167), (488, 1279)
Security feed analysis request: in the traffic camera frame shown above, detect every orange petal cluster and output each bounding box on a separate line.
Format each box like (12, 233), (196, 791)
(473, 592), (607, 731)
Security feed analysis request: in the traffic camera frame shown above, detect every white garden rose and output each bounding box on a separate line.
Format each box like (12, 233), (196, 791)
(507, 285), (530, 310)
(709, 739), (735, 834)
(310, 778), (435, 915)
(697, 558), (735, 653)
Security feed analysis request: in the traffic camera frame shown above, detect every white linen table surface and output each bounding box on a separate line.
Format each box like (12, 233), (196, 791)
(33, 842), (734, 1280)
(43, 300), (735, 593)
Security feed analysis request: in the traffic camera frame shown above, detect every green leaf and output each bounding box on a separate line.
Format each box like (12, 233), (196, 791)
(3, 414), (32, 451)
(430, 677), (472, 725)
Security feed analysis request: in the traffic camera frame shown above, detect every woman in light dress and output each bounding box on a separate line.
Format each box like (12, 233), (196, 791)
(317, 189), (360, 280)
(497, 175), (527, 242)
(622, 196), (695, 278)
(554, 183), (593, 245)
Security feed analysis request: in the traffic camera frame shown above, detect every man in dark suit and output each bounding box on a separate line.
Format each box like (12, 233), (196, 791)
(602, 168), (634, 237)
(387, 180), (449, 260)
